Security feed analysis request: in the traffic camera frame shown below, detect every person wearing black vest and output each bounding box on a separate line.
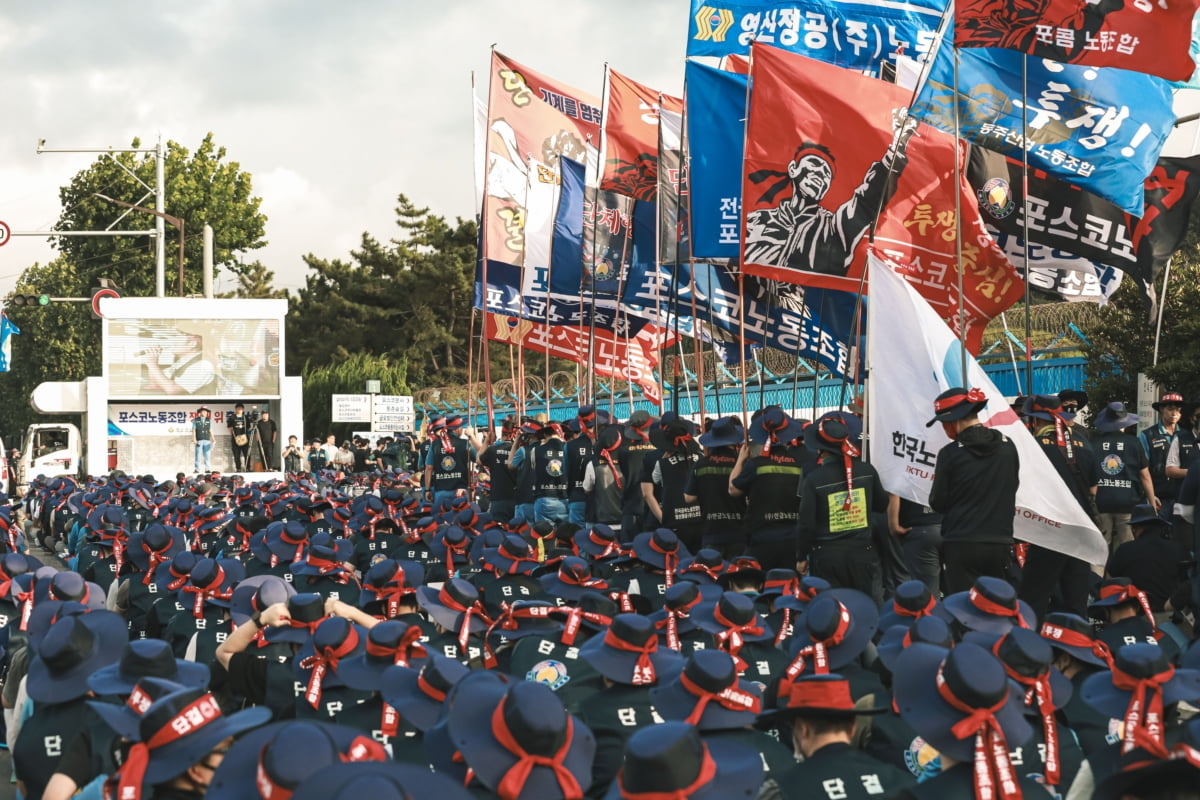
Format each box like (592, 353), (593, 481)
(1165, 401), (1200, 519)
(478, 419), (518, 523)
(529, 423), (570, 525)
(684, 417), (747, 559)
(425, 419), (472, 510)
(645, 419), (703, 552)
(1092, 401), (1158, 553)
(620, 410), (659, 540)
(507, 420), (543, 523)
(1140, 391), (1184, 519)
(730, 407), (805, 571)
(566, 406), (601, 527)
(1018, 395), (1099, 622)
(583, 427), (627, 531)
(796, 414), (887, 604)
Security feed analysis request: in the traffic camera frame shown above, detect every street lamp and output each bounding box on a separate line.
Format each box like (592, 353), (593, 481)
(93, 193), (186, 297)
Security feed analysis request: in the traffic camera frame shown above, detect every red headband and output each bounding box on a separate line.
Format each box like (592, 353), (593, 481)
(991, 638), (1060, 786)
(602, 628), (660, 685)
(298, 628), (361, 709)
(1112, 661), (1175, 758)
(785, 600), (852, 682)
(680, 673), (761, 725)
(934, 387), (987, 413)
(968, 588), (1029, 628)
(1039, 623), (1114, 669)
(112, 694), (224, 800)
(787, 678), (854, 712)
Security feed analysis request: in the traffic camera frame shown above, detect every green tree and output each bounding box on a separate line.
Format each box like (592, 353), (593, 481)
(55, 133), (267, 296)
(1084, 213), (1200, 405)
(301, 352), (410, 441)
(1, 134), (269, 438)
(220, 260), (287, 299)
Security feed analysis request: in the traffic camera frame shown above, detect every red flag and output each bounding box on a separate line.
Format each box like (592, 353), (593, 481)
(741, 43), (1024, 351)
(599, 69), (683, 202)
(486, 314), (667, 406)
(955, 0), (1200, 82)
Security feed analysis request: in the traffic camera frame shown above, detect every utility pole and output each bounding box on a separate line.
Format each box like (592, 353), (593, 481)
(27, 138), (167, 297)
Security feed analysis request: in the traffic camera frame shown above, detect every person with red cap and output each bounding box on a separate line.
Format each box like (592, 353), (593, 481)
(927, 387), (1020, 594)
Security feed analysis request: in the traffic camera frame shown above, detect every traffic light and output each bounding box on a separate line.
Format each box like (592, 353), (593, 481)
(8, 294), (49, 307)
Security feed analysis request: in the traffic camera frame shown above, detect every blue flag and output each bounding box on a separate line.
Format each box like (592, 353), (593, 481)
(623, 256), (858, 377)
(0, 314), (19, 372)
(686, 0), (946, 72)
(686, 61), (748, 260)
(912, 46), (1175, 215)
(550, 158), (587, 296)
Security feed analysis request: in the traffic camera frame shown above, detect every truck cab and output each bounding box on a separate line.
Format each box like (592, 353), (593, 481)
(17, 423), (81, 489)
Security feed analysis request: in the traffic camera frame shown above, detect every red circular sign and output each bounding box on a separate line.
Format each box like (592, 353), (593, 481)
(91, 288), (119, 317)
(0, 221), (10, 247)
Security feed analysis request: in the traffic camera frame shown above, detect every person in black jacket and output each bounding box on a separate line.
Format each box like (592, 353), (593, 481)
(927, 387), (1020, 595)
(1017, 395), (1098, 621)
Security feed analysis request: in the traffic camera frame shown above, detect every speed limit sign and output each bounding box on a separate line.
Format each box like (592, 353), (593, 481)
(0, 221), (9, 247)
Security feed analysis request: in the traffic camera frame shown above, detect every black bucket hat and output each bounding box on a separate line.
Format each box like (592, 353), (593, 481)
(104, 685), (270, 800)
(698, 416), (745, 449)
(338, 620), (429, 692)
(651, 649), (763, 730)
(262, 593), (328, 645)
(229, 574), (296, 627)
(447, 672), (596, 800)
(788, 588), (879, 673)
(1094, 401), (1140, 433)
(292, 617), (366, 710)
(27, 610), (127, 703)
(207, 720), (390, 800)
(1039, 612), (1113, 669)
(877, 579), (953, 633)
(628, 528), (690, 572)
(578, 613), (683, 686)
(926, 386), (989, 427)
(291, 761), (477, 800)
(88, 638), (210, 697)
(379, 653), (471, 732)
(893, 642), (1032, 790)
(877, 615), (954, 673)
(943, 576), (1036, 634)
(603, 720), (763, 799)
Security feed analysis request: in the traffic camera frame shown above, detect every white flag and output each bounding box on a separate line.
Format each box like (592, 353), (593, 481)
(866, 251), (1107, 566)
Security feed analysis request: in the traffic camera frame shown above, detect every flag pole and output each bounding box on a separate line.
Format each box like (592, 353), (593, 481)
(475, 63), (497, 434)
(1020, 55), (1034, 395)
(1152, 256), (1172, 366)
(953, 48), (967, 381)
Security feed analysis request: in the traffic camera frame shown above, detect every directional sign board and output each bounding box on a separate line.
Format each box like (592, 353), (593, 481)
(373, 394), (415, 432)
(331, 394), (372, 423)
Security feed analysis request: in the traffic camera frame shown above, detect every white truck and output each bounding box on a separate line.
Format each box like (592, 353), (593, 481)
(13, 422), (84, 491)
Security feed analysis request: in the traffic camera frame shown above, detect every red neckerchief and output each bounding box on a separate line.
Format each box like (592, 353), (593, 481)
(654, 592), (703, 652)
(304, 554), (358, 586)
(141, 544), (173, 586)
(105, 693), (225, 800)
(991, 638), (1061, 786)
(270, 527), (308, 568)
(440, 536), (471, 582)
(555, 606), (613, 646)
(1112, 660), (1175, 758)
(646, 537), (679, 588)
(600, 440), (624, 490)
(483, 602), (555, 668)
(364, 579), (415, 619)
(436, 585), (492, 652)
(615, 745), (718, 799)
(679, 672), (762, 725)
(711, 605), (765, 672)
(630, 419), (651, 443)
(602, 628), (659, 685)
(785, 600), (852, 682)
(180, 568), (234, 619)
(575, 529), (622, 560)
(490, 699), (583, 800)
(15, 584), (35, 631)
(936, 660), (1023, 800)
(298, 627), (361, 709)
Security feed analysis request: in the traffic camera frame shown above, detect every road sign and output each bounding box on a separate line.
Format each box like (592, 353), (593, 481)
(371, 394), (415, 432)
(0, 221), (9, 247)
(331, 394), (372, 423)
(91, 288), (120, 318)
(373, 412), (416, 431)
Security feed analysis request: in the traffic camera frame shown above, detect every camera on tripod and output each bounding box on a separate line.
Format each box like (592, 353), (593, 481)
(245, 405), (261, 424)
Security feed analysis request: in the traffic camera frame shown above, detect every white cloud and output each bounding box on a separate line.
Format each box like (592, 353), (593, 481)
(0, 1), (688, 293)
